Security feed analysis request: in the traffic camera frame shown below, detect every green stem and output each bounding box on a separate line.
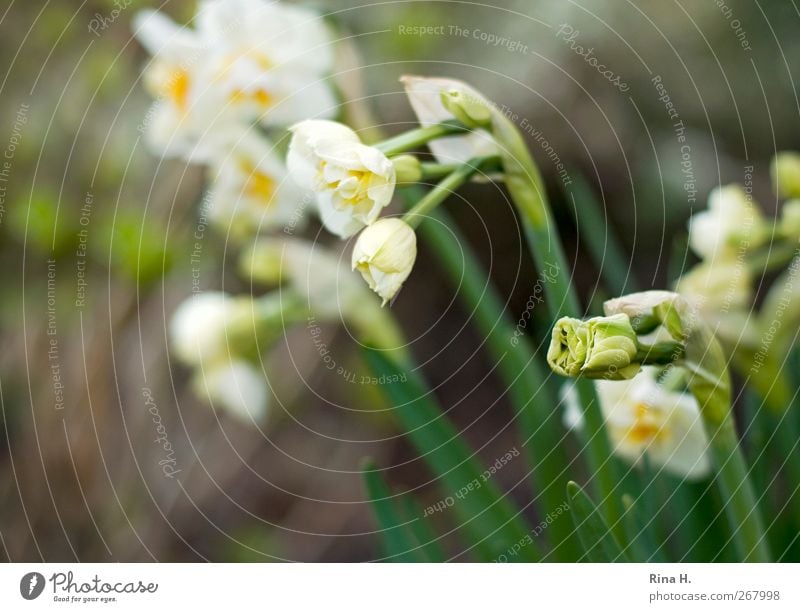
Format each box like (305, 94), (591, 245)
(636, 341), (685, 364)
(486, 105), (624, 536)
(746, 237), (798, 275)
(402, 157), (493, 229)
(376, 120), (469, 157)
(412, 200), (581, 561)
(418, 157), (502, 181)
(566, 175), (636, 296)
(705, 419), (772, 562)
(672, 310), (771, 562)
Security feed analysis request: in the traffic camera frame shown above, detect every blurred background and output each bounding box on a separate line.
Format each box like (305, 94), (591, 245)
(1, 0), (799, 561)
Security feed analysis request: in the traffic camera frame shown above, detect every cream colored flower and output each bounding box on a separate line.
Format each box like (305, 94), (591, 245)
(603, 290), (681, 320)
(133, 9), (212, 159)
(288, 120), (396, 238)
(133, 0), (336, 160)
(242, 238), (365, 318)
(196, 0), (336, 127)
(675, 262), (757, 346)
(194, 359), (269, 423)
(170, 292), (239, 365)
(562, 368), (711, 479)
(206, 127), (307, 237)
(351, 218), (417, 305)
(401, 75), (498, 165)
(688, 185), (765, 261)
(779, 199), (800, 237)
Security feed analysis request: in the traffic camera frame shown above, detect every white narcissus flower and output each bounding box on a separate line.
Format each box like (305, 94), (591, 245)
(400, 75), (498, 165)
(288, 120), (396, 238)
(242, 238), (366, 318)
(133, 0), (336, 160)
(675, 261), (758, 346)
(195, 360), (269, 423)
(170, 292), (238, 365)
(133, 9), (212, 159)
(206, 127), (308, 236)
(351, 218), (417, 305)
(196, 0), (336, 127)
(562, 368), (711, 480)
(688, 185), (765, 261)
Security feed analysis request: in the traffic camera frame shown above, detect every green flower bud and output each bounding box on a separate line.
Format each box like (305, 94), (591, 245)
(391, 154), (422, 183)
(780, 199), (800, 237)
(547, 317), (590, 377)
(583, 314), (640, 379)
(548, 314), (640, 380)
(440, 88), (492, 129)
(771, 152), (800, 199)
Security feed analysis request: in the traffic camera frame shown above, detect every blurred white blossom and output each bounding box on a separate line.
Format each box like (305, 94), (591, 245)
(194, 359), (269, 423)
(133, 0), (336, 160)
(688, 185), (765, 261)
(206, 127), (307, 236)
(562, 368), (711, 479)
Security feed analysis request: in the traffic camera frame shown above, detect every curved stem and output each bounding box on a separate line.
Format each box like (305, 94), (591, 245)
(486, 106), (624, 536)
(402, 156), (496, 229)
(636, 341), (685, 364)
(673, 313), (772, 562)
(418, 157), (502, 181)
(376, 120), (469, 157)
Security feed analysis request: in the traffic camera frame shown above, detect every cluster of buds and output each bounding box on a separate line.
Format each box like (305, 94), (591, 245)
(550, 291), (714, 478)
(284, 76), (501, 305)
(547, 314), (640, 380)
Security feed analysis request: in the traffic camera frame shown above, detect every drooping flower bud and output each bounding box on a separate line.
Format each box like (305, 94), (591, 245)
(351, 218), (417, 305)
(439, 88), (492, 129)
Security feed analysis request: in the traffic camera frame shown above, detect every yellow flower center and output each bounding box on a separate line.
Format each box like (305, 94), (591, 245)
(239, 161), (276, 204)
(624, 402), (668, 445)
(145, 63), (191, 113)
(321, 163), (371, 206)
(222, 50), (274, 109)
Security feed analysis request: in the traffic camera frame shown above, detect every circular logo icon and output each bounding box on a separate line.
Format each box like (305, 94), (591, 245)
(20, 572), (45, 600)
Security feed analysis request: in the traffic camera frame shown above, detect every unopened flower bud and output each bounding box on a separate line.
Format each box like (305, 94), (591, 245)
(440, 88), (492, 129)
(548, 314), (640, 380)
(391, 154), (422, 184)
(352, 218), (417, 305)
(772, 152), (800, 199)
(583, 314), (640, 379)
(547, 317), (589, 378)
(780, 199), (800, 237)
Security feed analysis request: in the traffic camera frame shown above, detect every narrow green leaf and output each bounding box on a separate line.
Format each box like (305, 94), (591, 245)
(567, 481), (629, 562)
(363, 348), (540, 562)
(414, 203), (580, 561)
(621, 494), (666, 562)
(565, 175), (636, 296)
(487, 107), (625, 538)
(398, 494), (448, 563)
(362, 460), (427, 562)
